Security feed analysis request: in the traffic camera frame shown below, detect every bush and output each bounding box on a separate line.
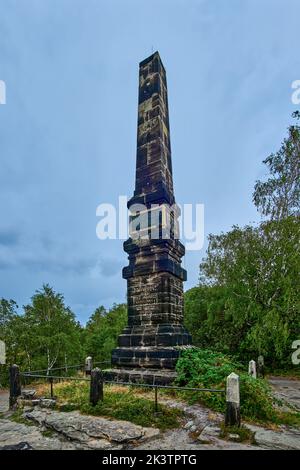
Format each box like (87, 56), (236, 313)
(176, 348), (277, 422)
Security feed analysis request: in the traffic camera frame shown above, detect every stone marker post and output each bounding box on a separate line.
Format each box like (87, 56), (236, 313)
(9, 364), (21, 409)
(0, 340), (6, 365)
(90, 368), (103, 406)
(225, 372), (240, 427)
(257, 355), (265, 378)
(85, 356), (93, 376)
(248, 360), (257, 379)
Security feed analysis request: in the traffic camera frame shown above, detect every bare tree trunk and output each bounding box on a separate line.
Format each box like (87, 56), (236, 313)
(64, 353), (68, 374)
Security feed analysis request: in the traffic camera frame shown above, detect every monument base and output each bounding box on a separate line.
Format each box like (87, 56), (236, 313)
(104, 368), (177, 386)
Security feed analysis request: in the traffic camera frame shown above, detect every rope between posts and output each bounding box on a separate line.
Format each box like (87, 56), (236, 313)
(21, 372), (225, 393)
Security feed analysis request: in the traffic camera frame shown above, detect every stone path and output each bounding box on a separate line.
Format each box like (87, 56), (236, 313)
(268, 376), (300, 411)
(140, 396), (300, 450)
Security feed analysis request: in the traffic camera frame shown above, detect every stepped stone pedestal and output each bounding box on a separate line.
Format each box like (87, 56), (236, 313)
(107, 52), (192, 385)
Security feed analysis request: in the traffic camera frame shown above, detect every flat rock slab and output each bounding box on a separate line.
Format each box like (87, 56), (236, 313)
(0, 419), (75, 450)
(21, 389), (36, 399)
(24, 408), (159, 449)
(246, 423), (300, 450)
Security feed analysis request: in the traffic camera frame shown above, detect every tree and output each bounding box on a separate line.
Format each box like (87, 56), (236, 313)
(253, 112), (300, 219)
(23, 284), (83, 373)
(193, 217), (300, 366)
(188, 112), (300, 368)
(85, 304), (127, 362)
(0, 298), (18, 334)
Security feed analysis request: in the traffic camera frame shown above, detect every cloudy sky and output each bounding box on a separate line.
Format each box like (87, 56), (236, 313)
(0, 0), (299, 323)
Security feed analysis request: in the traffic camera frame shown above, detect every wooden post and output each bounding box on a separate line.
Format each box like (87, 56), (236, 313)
(248, 359), (257, 378)
(257, 355), (265, 378)
(85, 356), (93, 376)
(225, 372), (240, 427)
(154, 386), (158, 412)
(89, 367), (103, 406)
(9, 364), (21, 409)
(50, 377), (54, 398)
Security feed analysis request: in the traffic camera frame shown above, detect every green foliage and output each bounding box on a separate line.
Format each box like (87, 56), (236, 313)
(253, 113), (300, 219)
(22, 284), (84, 371)
(176, 348), (277, 422)
(0, 287), (127, 387)
(9, 409), (37, 427)
(83, 303), (127, 362)
(239, 375), (276, 422)
(184, 285), (241, 354)
(54, 381), (182, 430)
(185, 113), (300, 371)
(219, 423), (255, 443)
(274, 411), (300, 427)
(186, 216), (300, 368)
(0, 285), (83, 383)
(41, 429), (55, 438)
(176, 348), (242, 388)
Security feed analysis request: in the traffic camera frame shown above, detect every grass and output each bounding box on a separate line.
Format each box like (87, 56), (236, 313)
(273, 411), (300, 427)
(219, 423), (255, 444)
(34, 381), (183, 431)
(267, 369), (300, 379)
(41, 429), (55, 438)
(9, 409), (37, 427)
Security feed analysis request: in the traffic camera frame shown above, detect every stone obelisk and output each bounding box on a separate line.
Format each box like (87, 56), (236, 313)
(110, 51), (191, 385)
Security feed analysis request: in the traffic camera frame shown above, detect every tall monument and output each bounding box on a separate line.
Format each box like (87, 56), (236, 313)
(110, 52), (191, 384)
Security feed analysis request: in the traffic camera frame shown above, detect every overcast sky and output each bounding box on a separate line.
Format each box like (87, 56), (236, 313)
(0, 0), (299, 323)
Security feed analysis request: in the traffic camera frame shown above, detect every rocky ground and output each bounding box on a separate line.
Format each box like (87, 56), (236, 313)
(0, 378), (299, 451)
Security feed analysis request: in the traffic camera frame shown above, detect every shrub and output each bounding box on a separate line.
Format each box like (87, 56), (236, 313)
(176, 348), (277, 422)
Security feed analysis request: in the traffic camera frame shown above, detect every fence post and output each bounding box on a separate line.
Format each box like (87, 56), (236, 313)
(85, 356), (93, 376)
(90, 368), (103, 406)
(225, 372), (240, 427)
(248, 360), (257, 378)
(257, 355), (264, 378)
(154, 386), (158, 413)
(50, 377), (54, 398)
(9, 364), (21, 409)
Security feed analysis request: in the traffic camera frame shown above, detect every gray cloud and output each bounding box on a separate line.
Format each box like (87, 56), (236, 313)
(97, 257), (122, 277)
(0, 234), (122, 280)
(0, 228), (20, 247)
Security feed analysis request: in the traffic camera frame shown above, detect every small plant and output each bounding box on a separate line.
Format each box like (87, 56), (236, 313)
(219, 423), (255, 443)
(9, 409), (36, 427)
(273, 411), (300, 427)
(41, 429), (55, 438)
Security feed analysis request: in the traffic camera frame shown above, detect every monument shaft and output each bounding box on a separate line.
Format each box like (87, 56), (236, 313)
(111, 52), (191, 376)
